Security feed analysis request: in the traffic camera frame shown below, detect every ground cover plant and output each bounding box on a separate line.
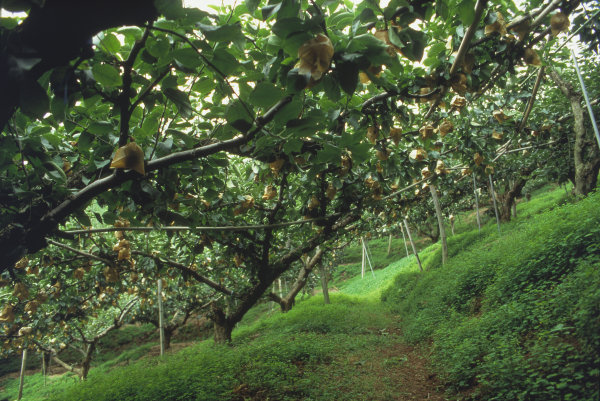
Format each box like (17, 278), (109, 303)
(382, 188), (600, 400)
(1, 0), (600, 399)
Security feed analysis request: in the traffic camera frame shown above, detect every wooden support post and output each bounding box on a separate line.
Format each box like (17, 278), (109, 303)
(488, 174), (501, 233)
(320, 261), (330, 305)
(18, 348), (27, 400)
(473, 173), (482, 233)
(400, 224), (410, 258)
(157, 279), (165, 357)
(42, 352), (47, 386)
(429, 184), (448, 265)
(403, 218), (423, 272)
(387, 233), (392, 257)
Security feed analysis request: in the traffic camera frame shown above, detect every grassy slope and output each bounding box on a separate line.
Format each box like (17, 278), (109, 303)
(382, 188), (600, 400)
(3, 185), (599, 400)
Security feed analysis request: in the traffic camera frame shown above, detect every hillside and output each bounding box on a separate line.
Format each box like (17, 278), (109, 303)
(1, 186), (599, 400)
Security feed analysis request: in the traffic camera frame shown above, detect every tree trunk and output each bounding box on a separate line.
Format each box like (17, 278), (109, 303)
(496, 172), (529, 222)
(164, 327), (174, 350)
(269, 247), (324, 312)
(429, 184), (448, 265)
(548, 69), (600, 196)
(211, 305), (234, 344)
(81, 342), (96, 380)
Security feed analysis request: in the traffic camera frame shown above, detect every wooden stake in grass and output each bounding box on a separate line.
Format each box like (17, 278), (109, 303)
(387, 233), (392, 257)
(429, 184), (448, 265)
(403, 218), (423, 272)
(400, 224), (410, 258)
(18, 348), (27, 400)
(473, 173), (482, 233)
(488, 174), (501, 233)
(361, 237), (375, 278)
(157, 279), (165, 357)
(319, 259), (330, 305)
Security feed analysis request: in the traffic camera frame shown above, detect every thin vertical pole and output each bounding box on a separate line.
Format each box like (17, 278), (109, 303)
(488, 175), (501, 233)
(42, 352), (47, 386)
(571, 48), (600, 148)
(157, 279), (165, 357)
(387, 233), (392, 256)
(363, 239), (375, 278)
(403, 218), (423, 272)
(361, 238), (365, 278)
(473, 173), (482, 233)
(18, 348), (27, 400)
(400, 225), (410, 258)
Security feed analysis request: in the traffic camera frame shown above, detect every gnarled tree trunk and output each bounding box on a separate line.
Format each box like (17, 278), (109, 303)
(548, 69), (600, 196)
(496, 171), (530, 222)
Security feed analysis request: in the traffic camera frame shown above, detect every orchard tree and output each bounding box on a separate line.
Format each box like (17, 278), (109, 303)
(1, 0), (598, 347)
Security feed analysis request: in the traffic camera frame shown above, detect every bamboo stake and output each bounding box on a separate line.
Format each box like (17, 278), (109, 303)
(18, 348), (27, 400)
(363, 239), (375, 278)
(400, 224), (410, 258)
(488, 175), (501, 233)
(473, 173), (482, 233)
(403, 219), (423, 272)
(157, 279), (165, 357)
(571, 48), (600, 148)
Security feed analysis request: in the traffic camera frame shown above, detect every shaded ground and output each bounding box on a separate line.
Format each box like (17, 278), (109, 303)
(318, 324), (447, 401)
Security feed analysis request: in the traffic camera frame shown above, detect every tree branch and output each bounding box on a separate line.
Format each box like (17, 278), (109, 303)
(131, 251), (234, 296)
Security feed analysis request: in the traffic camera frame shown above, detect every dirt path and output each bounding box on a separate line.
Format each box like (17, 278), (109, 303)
(373, 333), (447, 400)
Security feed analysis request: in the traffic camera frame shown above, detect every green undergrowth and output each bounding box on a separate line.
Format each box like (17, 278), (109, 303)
(32, 294), (400, 401)
(4, 185), (597, 401)
(382, 189), (600, 400)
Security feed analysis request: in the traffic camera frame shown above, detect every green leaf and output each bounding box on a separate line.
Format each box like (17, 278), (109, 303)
(225, 100), (254, 132)
(273, 97), (303, 126)
(272, 17), (306, 39)
(249, 82), (283, 108)
(322, 75), (341, 102)
(336, 60), (359, 96)
(286, 68), (310, 93)
(99, 33), (121, 54)
(262, 3), (281, 20)
(88, 121), (114, 136)
(350, 142), (371, 164)
(154, 0), (185, 19)
(436, 0), (449, 20)
(316, 143), (341, 164)
(277, 0), (301, 19)
(389, 27), (426, 62)
(92, 63), (122, 87)
(245, 0), (260, 13)
(283, 138), (304, 154)
(78, 131), (94, 153)
(211, 49), (240, 76)
(458, 0), (476, 26)
(164, 88), (194, 119)
(146, 37), (170, 58)
(19, 80), (49, 119)
(196, 23), (243, 43)
(173, 47), (203, 69)
(73, 209), (92, 227)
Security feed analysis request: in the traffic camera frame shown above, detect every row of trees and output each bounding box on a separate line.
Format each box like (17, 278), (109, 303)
(1, 0), (599, 381)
